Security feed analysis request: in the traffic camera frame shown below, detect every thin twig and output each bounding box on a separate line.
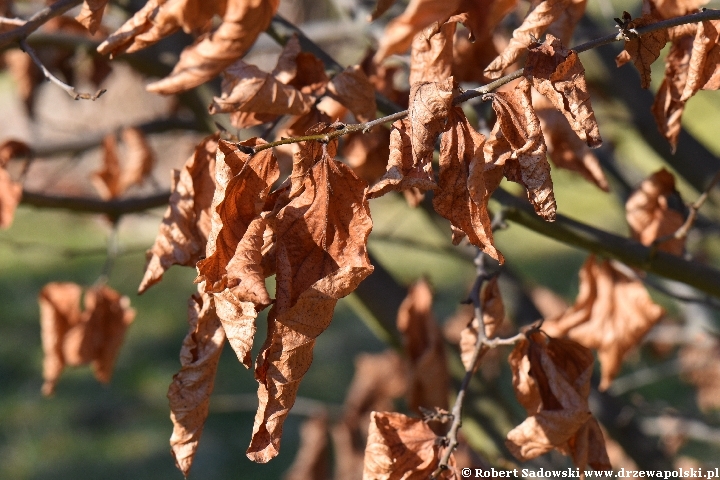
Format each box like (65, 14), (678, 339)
(0, 0), (84, 48)
(19, 39), (106, 100)
(20, 190), (171, 215)
(255, 9), (720, 154)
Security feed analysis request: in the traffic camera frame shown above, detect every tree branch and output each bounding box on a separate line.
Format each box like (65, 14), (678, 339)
(20, 190), (171, 215)
(0, 0), (83, 48)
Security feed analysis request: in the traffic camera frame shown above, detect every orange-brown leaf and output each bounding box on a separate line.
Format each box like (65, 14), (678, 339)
(616, 10), (669, 90)
(434, 106), (502, 261)
(525, 35), (602, 148)
(146, 0), (280, 95)
(459, 276), (505, 371)
(169, 289), (226, 477)
(91, 128), (156, 200)
(409, 20), (455, 85)
(397, 279), (449, 412)
(409, 78), (454, 167)
(651, 0), (708, 19)
(484, 0), (574, 79)
(363, 411), (451, 479)
(209, 61), (315, 121)
(342, 127), (391, 184)
(327, 65), (377, 123)
(139, 134), (218, 294)
(484, 77), (556, 220)
(625, 168), (686, 255)
(76, 0), (109, 34)
(283, 415), (330, 480)
(0, 163), (22, 229)
(543, 255), (666, 390)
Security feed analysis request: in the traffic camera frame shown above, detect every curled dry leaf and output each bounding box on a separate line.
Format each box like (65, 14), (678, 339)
(327, 65), (377, 123)
(146, 0), (280, 95)
(484, 77), (556, 221)
(507, 333), (610, 471)
(0, 162), (22, 229)
(543, 255), (666, 391)
(248, 147), (373, 463)
(91, 128), (156, 200)
(682, 19), (720, 99)
(366, 118), (437, 199)
(525, 34), (602, 148)
(283, 414), (330, 480)
(535, 100), (609, 191)
(397, 279), (449, 412)
(374, 0), (461, 62)
(209, 61), (315, 121)
(40, 282), (136, 395)
(168, 288), (226, 478)
(139, 134), (218, 294)
(98, 0), (228, 56)
(342, 127), (391, 184)
(616, 9), (669, 90)
(409, 20), (455, 85)
(459, 276), (505, 372)
(650, 0), (708, 20)
(546, 0), (588, 47)
(363, 411), (453, 480)
(409, 78), (454, 168)
(484, 0), (574, 79)
(76, 0), (109, 35)
(435, 106), (502, 261)
(625, 168), (686, 255)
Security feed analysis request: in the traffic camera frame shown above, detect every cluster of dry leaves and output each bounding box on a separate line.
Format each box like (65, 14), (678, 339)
(2, 0), (719, 477)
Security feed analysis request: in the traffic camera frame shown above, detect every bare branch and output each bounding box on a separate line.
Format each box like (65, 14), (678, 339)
(20, 190), (171, 215)
(0, 0), (83, 48)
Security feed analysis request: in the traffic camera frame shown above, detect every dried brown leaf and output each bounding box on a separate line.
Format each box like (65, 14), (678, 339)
(342, 127), (391, 184)
(616, 10), (669, 90)
(0, 139), (31, 167)
(546, 0), (587, 46)
(91, 128), (156, 200)
(363, 411), (451, 479)
(0, 163), (22, 229)
(651, 0), (708, 19)
(525, 34), (602, 148)
(484, 0), (573, 79)
(459, 276), (505, 371)
(625, 168), (685, 255)
(92, 134), (122, 200)
(682, 19), (720, 100)
(168, 289), (226, 477)
(146, 0), (280, 95)
(76, 0), (109, 34)
(139, 134), (218, 293)
(397, 279), (449, 412)
(409, 20), (455, 85)
(283, 415), (330, 480)
(434, 106), (502, 261)
(209, 61), (315, 123)
(247, 151), (373, 462)
(409, 78), (453, 167)
(327, 65), (377, 123)
(543, 255), (666, 390)
(484, 77), (556, 220)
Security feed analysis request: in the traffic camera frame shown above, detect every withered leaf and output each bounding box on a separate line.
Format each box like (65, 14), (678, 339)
(169, 289), (226, 477)
(366, 118), (437, 199)
(76, 0), (109, 35)
(289, 122), (340, 199)
(374, 0), (462, 62)
(409, 78), (454, 168)
(434, 106), (502, 261)
(397, 279), (449, 412)
(363, 411), (452, 479)
(41, 283), (135, 395)
(615, 10), (669, 90)
(248, 150), (373, 463)
(209, 61), (315, 123)
(525, 34), (602, 148)
(409, 20), (455, 85)
(139, 134), (218, 294)
(98, 0), (228, 57)
(507, 333), (610, 471)
(484, 77), (556, 220)
(342, 127), (391, 184)
(0, 139), (31, 166)
(484, 0), (574, 79)
(327, 65), (377, 123)
(683, 19), (720, 98)
(146, 0), (280, 95)
(0, 163), (22, 229)
(625, 168), (685, 255)
(283, 415), (330, 480)
(459, 276), (505, 372)
(546, 0), (588, 47)
(92, 134), (122, 200)
(651, 0), (708, 20)
(91, 128), (156, 200)
(543, 255), (666, 391)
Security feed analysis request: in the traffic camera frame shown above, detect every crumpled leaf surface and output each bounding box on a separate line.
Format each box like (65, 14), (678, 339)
(168, 288), (226, 477)
(507, 333), (610, 471)
(625, 168), (685, 255)
(459, 276), (505, 371)
(682, 19), (720, 98)
(374, 0), (461, 62)
(484, 77), (556, 220)
(363, 411), (452, 480)
(366, 118), (437, 199)
(146, 0), (280, 95)
(139, 134), (218, 294)
(247, 146), (373, 463)
(616, 9), (669, 89)
(485, 0), (574, 79)
(342, 127), (391, 184)
(283, 415), (330, 480)
(40, 282), (136, 396)
(543, 255), (666, 391)
(327, 65), (377, 123)
(91, 127), (156, 200)
(434, 106), (501, 260)
(409, 79), (454, 168)
(397, 279), (449, 412)
(76, 0), (109, 34)
(97, 0), (228, 56)
(209, 61), (315, 119)
(525, 34), (602, 148)
(409, 20), (455, 85)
